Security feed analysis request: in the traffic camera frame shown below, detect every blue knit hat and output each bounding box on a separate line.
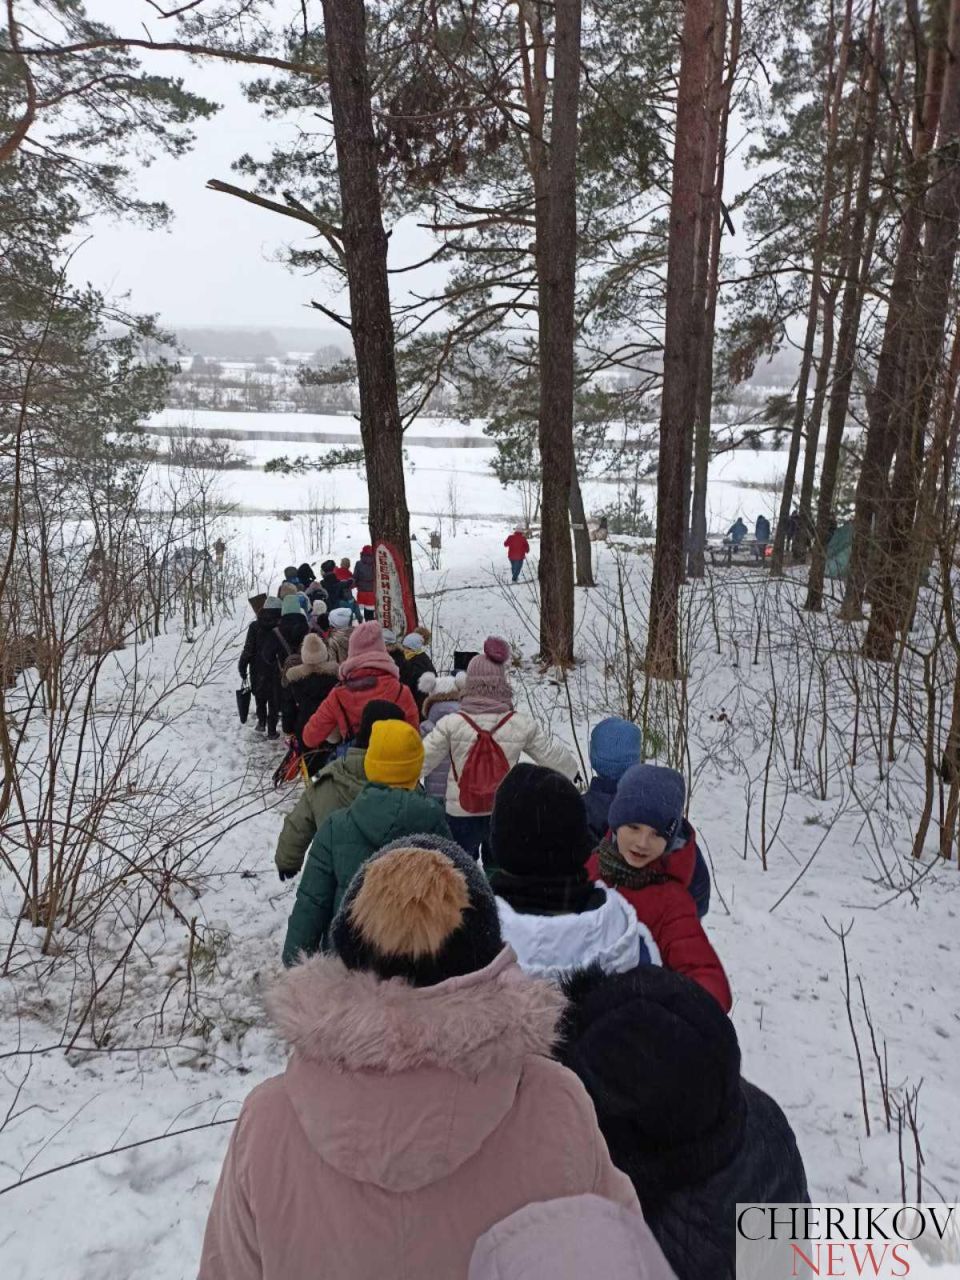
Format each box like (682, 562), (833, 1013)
(590, 717), (642, 782)
(281, 594), (304, 616)
(608, 764), (685, 842)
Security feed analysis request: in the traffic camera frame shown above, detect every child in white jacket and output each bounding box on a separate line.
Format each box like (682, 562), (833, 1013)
(420, 637), (578, 856)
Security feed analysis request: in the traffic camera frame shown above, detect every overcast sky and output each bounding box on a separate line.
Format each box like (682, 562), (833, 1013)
(73, 2), (355, 329)
(73, 1), (757, 337)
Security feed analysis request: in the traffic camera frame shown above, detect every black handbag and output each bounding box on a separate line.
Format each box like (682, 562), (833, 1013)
(236, 682), (252, 723)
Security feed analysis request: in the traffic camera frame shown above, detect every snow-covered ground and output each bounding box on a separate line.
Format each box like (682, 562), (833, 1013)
(2, 485), (958, 1278)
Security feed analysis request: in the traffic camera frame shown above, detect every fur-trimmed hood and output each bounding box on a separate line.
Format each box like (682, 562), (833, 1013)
(284, 658), (340, 683)
(267, 947), (566, 1191)
(269, 944), (562, 1074)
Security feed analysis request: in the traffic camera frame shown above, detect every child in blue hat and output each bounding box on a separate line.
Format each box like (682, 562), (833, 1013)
(585, 720), (711, 918)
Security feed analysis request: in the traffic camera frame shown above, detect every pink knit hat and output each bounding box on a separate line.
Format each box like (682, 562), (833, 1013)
(462, 636), (513, 702)
(339, 620), (400, 680)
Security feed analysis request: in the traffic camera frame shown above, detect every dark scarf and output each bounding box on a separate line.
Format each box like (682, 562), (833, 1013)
(487, 866), (603, 916)
(596, 838), (671, 891)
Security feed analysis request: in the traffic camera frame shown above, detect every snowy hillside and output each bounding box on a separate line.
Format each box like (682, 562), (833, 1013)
(1, 511), (957, 1279)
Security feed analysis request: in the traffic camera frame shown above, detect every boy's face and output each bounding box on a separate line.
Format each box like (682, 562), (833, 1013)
(616, 823), (667, 867)
(340, 558), (350, 569)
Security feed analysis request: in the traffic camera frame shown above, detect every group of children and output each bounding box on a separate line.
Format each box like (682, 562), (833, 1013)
(213, 581), (809, 1280)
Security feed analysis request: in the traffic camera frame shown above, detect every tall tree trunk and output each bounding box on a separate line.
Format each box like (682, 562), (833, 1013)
(864, 0), (960, 659)
(570, 459), (595, 587)
(793, 282), (838, 562)
(320, 0), (415, 605)
(537, 0), (580, 663)
(645, 0), (713, 679)
(689, 0), (737, 579)
(843, 23), (946, 618)
(805, 24), (882, 611)
(771, 0), (853, 574)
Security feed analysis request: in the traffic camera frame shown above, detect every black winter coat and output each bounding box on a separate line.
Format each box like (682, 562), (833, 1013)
(644, 1081), (808, 1280)
(320, 571), (346, 605)
(239, 610), (282, 693)
(258, 615), (309, 687)
(559, 965), (809, 1280)
(280, 663), (339, 744)
(399, 651), (436, 714)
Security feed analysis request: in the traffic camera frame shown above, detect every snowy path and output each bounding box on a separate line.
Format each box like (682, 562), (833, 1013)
(1, 520), (958, 1279)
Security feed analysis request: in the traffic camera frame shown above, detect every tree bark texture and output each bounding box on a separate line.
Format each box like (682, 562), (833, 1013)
(770, 0), (853, 575)
(688, 0), (735, 579)
(644, 0), (713, 679)
(536, 0), (580, 663)
(843, 22), (946, 618)
(864, 0), (960, 659)
(320, 0), (415, 611)
(805, 27), (882, 611)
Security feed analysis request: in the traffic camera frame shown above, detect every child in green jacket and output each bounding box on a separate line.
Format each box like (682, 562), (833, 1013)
(282, 720), (451, 965)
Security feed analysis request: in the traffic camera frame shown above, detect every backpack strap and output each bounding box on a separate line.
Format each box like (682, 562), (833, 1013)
(451, 711), (515, 781)
(273, 626), (294, 658)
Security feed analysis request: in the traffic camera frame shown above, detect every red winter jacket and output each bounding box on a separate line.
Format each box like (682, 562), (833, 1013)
(504, 532), (530, 561)
(587, 831), (732, 1012)
(302, 668), (419, 747)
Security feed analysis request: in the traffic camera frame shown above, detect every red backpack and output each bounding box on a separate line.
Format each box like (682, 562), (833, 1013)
(451, 712), (515, 813)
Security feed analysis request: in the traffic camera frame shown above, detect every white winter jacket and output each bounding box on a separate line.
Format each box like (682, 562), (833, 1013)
(496, 891), (660, 982)
(420, 708), (579, 817)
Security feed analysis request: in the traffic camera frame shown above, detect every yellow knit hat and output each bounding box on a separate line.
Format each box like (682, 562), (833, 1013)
(364, 720), (424, 789)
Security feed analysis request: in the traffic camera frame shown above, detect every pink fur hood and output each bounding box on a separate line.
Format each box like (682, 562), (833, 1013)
(267, 945), (564, 1075)
(264, 947), (567, 1192)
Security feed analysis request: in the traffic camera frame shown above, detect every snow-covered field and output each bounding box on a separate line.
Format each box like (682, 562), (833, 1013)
(143, 407), (790, 530)
(2, 442), (958, 1279)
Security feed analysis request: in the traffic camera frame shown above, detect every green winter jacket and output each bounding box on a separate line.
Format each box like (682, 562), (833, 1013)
(274, 749), (368, 876)
(281, 783), (451, 966)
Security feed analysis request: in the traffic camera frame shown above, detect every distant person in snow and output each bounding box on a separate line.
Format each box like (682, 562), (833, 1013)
(213, 537), (226, 568)
(487, 765), (657, 981)
(199, 837), (638, 1280)
(334, 557), (362, 622)
(558, 964), (809, 1280)
(257, 597), (310, 739)
(504, 526), (530, 583)
(325, 607), (354, 664)
(727, 517), (748, 548)
(588, 765), (730, 1010)
(754, 514), (771, 560)
(399, 631), (436, 713)
(238, 594), (282, 737)
(353, 544), (377, 620)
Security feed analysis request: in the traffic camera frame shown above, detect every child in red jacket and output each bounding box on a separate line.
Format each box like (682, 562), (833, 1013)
(504, 527), (530, 583)
(586, 764), (732, 1012)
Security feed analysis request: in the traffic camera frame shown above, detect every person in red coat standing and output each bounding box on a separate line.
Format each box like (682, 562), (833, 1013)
(302, 621), (419, 750)
(586, 764), (732, 1012)
(504, 526), (530, 583)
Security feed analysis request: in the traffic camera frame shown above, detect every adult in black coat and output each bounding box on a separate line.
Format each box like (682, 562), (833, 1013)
(238, 597), (283, 734)
(297, 562), (317, 588)
(258, 601), (310, 738)
(558, 965), (809, 1280)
